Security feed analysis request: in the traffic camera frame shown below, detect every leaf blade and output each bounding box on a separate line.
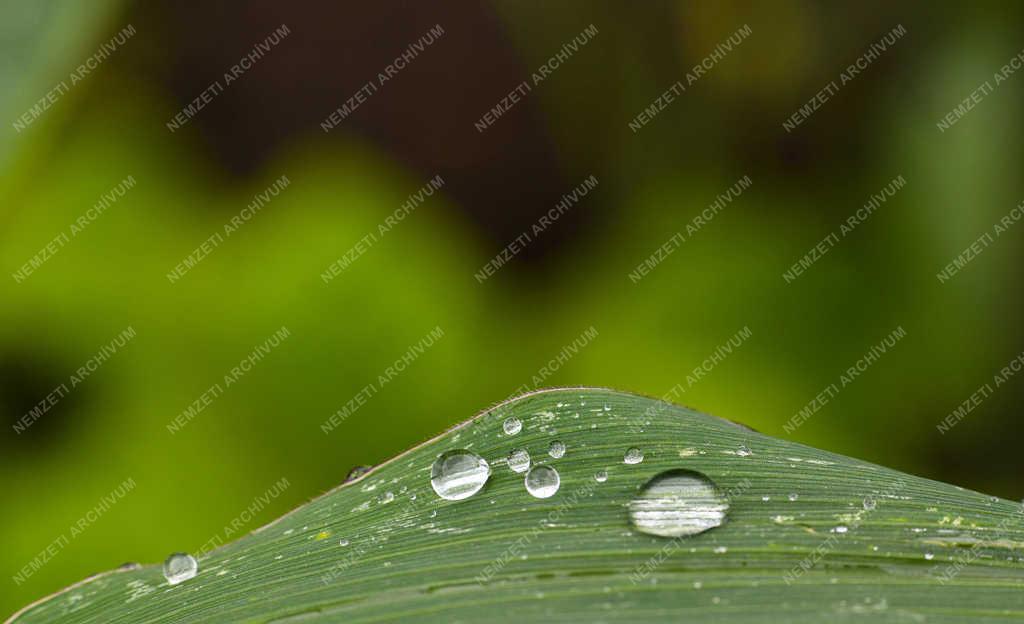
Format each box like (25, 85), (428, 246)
(10, 388), (1024, 623)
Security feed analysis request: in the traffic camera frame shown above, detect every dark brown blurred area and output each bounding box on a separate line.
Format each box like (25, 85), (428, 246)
(124, 0), (593, 269)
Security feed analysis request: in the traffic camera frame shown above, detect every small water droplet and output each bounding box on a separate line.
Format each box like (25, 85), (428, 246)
(761, 495), (770, 502)
(713, 546), (728, 554)
(834, 526), (848, 534)
(339, 539), (349, 546)
(594, 470), (608, 483)
(628, 469), (729, 537)
(736, 445), (752, 457)
(548, 441), (566, 459)
(787, 493), (799, 501)
(344, 465), (372, 482)
(162, 553), (198, 586)
(507, 448), (531, 473)
(430, 450), (491, 500)
(379, 491), (394, 504)
(623, 447), (644, 464)
(863, 498), (876, 511)
(924, 551), (934, 560)
(524, 465), (560, 498)
(503, 417), (522, 435)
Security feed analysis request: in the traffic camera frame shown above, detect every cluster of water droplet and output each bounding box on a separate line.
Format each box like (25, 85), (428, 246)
(431, 416), (571, 501)
(160, 402), (752, 590)
(425, 409), (740, 542)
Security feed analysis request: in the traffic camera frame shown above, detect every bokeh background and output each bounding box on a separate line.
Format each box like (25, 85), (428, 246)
(3, 0), (1024, 617)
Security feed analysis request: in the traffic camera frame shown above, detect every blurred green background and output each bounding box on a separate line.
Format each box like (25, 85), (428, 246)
(3, 0), (1024, 617)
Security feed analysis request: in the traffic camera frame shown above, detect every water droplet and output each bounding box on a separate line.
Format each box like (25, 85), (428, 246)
(344, 465), (372, 482)
(761, 495), (770, 502)
(339, 539), (349, 546)
(430, 450), (491, 501)
(594, 470), (608, 483)
(788, 493), (799, 501)
(713, 546), (728, 554)
(507, 448), (531, 473)
(503, 417), (522, 435)
(162, 553), (198, 586)
(834, 526), (848, 534)
(736, 445), (752, 457)
(623, 447), (644, 464)
(524, 465), (560, 498)
(628, 469), (729, 538)
(379, 491), (394, 504)
(924, 551), (934, 560)
(863, 497), (876, 511)
(548, 440), (566, 459)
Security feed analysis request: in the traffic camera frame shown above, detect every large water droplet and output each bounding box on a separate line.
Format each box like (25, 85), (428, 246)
(525, 465), (560, 498)
(623, 447), (644, 464)
(507, 448), (531, 473)
(430, 450), (491, 500)
(163, 553), (198, 585)
(503, 417), (522, 435)
(548, 440), (566, 459)
(628, 469), (729, 538)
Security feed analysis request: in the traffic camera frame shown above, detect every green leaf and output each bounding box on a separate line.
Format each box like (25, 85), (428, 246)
(9, 388), (1024, 623)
